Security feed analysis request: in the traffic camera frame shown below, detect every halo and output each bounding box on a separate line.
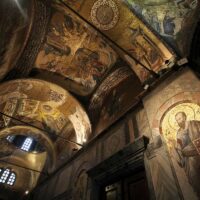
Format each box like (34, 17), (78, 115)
(161, 103), (200, 147)
(167, 104), (195, 131)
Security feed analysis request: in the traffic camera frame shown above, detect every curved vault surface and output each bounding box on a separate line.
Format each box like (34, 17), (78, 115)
(0, 79), (92, 194)
(0, 79), (91, 145)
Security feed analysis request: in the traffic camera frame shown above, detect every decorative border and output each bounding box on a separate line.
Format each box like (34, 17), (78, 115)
(5, 0), (51, 80)
(88, 67), (132, 125)
(90, 0), (119, 31)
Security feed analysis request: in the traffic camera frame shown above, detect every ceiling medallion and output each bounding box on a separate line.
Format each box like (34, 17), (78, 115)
(91, 0), (119, 30)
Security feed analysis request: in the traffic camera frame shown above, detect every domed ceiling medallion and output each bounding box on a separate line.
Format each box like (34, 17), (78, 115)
(91, 0), (119, 30)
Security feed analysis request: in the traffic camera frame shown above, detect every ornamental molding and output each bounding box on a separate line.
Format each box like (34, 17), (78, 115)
(91, 0), (119, 30)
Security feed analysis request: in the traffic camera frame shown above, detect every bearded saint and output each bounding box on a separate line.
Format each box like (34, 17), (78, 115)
(175, 111), (200, 197)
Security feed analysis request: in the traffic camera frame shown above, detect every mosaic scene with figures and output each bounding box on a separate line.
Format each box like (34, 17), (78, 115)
(0, 0), (200, 199)
(161, 102), (200, 199)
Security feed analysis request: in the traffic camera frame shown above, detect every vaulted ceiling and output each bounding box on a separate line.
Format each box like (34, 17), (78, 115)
(0, 0), (199, 198)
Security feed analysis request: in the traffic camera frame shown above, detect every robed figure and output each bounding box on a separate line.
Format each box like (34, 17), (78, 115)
(163, 12), (175, 35)
(175, 112), (200, 197)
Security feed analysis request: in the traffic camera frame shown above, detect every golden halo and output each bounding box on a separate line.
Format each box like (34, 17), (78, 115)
(167, 104), (195, 131)
(161, 102), (200, 148)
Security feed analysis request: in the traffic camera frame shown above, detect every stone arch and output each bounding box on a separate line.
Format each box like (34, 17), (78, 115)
(151, 91), (200, 138)
(0, 78), (92, 145)
(72, 161), (93, 200)
(0, 125), (56, 172)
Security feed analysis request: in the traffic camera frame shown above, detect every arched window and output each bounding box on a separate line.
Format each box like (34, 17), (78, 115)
(6, 135), (15, 142)
(0, 169), (16, 186)
(21, 137), (33, 151)
(7, 173), (16, 186)
(0, 169), (10, 183)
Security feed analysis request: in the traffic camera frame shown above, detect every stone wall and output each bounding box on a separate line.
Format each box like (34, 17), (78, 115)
(32, 108), (140, 200)
(32, 67), (200, 200)
(143, 67), (200, 200)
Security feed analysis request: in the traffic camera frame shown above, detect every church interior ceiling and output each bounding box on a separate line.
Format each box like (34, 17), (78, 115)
(0, 162), (39, 199)
(54, 0), (175, 84)
(89, 66), (142, 134)
(0, 0), (200, 197)
(58, 0), (200, 56)
(0, 0), (33, 80)
(123, 0), (200, 56)
(0, 79), (91, 173)
(35, 4), (118, 96)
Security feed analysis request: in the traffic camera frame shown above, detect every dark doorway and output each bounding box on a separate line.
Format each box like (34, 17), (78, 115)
(88, 137), (152, 200)
(101, 171), (150, 200)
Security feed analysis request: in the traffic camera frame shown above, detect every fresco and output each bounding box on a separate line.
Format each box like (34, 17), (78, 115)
(123, 0), (200, 55)
(0, 79), (91, 145)
(0, 125), (54, 171)
(123, 25), (169, 83)
(89, 66), (143, 134)
(55, 0), (175, 84)
(35, 5), (118, 96)
(161, 102), (200, 199)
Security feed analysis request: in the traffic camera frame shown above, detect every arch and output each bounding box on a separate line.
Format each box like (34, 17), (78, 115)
(72, 161), (93, 200)
(73, 161), (93, 182)
(152, 92), (200, 129)
(0, 0), (34, 80)
(0, 78), (91, 145)
(0, 126), (56, 172)
(88, 66), (142, 134)
(151, 91), (200, 136)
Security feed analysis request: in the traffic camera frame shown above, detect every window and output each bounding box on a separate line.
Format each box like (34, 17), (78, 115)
(6, 135), (15, 142)
(0, 169), (16, 186)
(21, 137), (33, 151)
(7, 173), (16, 186)
(0, 169), (10, 183)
